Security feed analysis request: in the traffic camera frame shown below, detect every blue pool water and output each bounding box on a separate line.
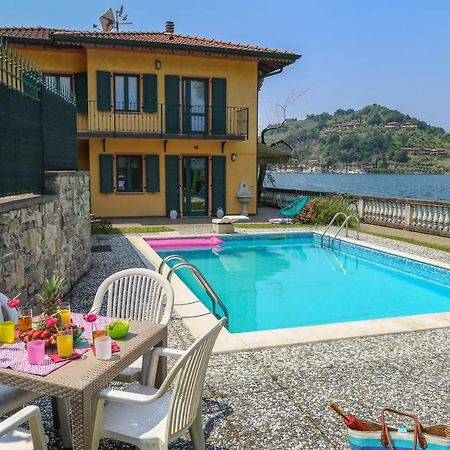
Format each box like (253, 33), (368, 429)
(155, 234), (450, 333)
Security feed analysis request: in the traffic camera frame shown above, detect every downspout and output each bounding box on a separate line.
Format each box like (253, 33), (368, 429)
(256, 67), (285, 209)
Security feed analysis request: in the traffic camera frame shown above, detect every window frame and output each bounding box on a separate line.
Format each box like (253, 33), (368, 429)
(44, 73), (73, 93)
(114, 74), (140, 113)
(115, 154), (144, 193)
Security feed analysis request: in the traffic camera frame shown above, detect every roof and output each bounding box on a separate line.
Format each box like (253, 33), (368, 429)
(257, 143), (292, 164)
(0, 27), (300, 74)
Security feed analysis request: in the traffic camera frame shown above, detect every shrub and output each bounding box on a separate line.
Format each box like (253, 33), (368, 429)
(294, 195), (357, 225)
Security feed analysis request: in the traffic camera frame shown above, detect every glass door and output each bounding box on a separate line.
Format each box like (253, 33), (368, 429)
(182, 78), (208, 134)
(183, 157), (209, 216)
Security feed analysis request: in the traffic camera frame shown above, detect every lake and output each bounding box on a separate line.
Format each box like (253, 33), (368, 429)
(267, 173), (450, 201)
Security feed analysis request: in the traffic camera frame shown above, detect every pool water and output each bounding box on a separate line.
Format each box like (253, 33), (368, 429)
(155, 234), (450, 333)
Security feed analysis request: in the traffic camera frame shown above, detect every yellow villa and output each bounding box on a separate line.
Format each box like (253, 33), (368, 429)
(1, 24), (299, 217)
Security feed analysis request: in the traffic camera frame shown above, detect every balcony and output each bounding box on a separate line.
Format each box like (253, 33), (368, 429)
(77, 101), (249, 140)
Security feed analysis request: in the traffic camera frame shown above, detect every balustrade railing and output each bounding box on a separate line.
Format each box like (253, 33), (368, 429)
(261, 187), (450, 237)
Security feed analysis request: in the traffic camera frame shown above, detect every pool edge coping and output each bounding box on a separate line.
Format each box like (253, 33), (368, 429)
(127, 231), (450, 353)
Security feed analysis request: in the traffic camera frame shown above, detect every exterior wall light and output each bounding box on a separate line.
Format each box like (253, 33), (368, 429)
(231, 153), (237, 161)
(155, 60), (162, 70)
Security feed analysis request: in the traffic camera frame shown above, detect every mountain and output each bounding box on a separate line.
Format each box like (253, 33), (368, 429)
(264, 104), (450, 173)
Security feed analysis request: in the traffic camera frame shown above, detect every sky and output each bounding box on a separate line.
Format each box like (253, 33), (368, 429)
(3, 0), (450, 130)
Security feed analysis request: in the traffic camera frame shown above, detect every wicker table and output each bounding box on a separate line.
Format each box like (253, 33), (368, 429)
(0, 320), (167, 450)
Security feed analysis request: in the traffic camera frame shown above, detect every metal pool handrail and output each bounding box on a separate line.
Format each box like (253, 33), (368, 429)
(158, 255), (229, 325)
(320, 212), (348, 247)
(158, 255), (189, 275)
(331, 214), (360, 247)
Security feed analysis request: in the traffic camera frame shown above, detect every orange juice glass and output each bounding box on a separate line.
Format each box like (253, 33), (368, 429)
(58, 303), (71, 325)
(18, 308), (33, 333)
(0, 321), (15, 344)
(57, 330), (73, 358)
(92, 329), (107, 341)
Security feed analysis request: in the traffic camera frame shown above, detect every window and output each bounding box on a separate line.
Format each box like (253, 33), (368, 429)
(114, 75), (139, 111)
(116, 156), (143, 192)
(45, 74), (72, 93)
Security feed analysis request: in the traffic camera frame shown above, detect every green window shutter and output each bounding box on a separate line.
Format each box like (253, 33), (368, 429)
(97, 71), (111, 111)
(212, 155), (226, 214)
(74, 72), (88, 112)
(165, 155), (180, 216)
(165, 75), (180, 134)
(212, 78), (227, 135)
(99, 154), (114, 193)
(145, 155), (160, 192)
(143, 74), (157, 113)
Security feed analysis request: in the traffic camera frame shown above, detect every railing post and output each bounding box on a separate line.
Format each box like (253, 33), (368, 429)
(404, 202), (412, 227)
(357, 198), (365, 220)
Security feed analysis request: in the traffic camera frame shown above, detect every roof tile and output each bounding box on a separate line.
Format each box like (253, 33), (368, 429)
(0, 26), (299, 60)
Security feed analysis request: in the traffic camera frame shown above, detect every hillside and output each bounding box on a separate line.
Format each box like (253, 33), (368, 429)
(265, 104), (450, 173)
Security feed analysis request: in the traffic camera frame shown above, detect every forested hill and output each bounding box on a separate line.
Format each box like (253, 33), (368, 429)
(265, 104), (450, 172)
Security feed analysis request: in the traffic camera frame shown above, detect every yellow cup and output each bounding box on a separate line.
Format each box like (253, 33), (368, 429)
(57, 332), (73, 358)
(0, 321), (15, 344)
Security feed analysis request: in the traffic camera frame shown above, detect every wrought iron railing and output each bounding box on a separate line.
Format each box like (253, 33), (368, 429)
(77, 101), (249, 138)
(0, 41), (75, 104)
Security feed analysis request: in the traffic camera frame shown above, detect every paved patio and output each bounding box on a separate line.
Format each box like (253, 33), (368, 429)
(4, 230), (450, 449)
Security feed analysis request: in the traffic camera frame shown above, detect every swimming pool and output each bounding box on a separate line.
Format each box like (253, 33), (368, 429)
(154, 233), (450, 334)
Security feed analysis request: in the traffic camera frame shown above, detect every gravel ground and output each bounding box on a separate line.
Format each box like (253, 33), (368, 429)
(3, 231), (450, 449)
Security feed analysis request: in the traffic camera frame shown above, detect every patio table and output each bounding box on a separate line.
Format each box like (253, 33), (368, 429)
(0, 319), (167, 450)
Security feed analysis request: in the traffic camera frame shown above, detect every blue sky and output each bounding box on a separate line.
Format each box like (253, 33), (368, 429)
(3, 0), (450, 130)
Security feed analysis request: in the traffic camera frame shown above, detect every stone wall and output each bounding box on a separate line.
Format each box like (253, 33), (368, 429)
(0, 171), (91, 301)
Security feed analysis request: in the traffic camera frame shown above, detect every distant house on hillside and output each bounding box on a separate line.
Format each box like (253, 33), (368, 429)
(0, 24), (299, 218)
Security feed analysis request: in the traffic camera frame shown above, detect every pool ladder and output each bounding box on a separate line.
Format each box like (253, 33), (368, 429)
(158, 255), (229, 326)
(321, 212), (360, 249)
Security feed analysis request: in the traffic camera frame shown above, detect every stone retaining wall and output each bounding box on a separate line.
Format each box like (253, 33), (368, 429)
(0, 171), (91, 302)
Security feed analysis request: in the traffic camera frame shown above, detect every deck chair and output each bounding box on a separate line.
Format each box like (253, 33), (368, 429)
(212, 215), (249, 233)
(279, 195), (309, 218)
(91, 318), (226, 450)
(0, 405), (48, 450)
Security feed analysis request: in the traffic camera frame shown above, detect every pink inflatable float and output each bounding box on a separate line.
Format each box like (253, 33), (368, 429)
(146, 236), (224, 248)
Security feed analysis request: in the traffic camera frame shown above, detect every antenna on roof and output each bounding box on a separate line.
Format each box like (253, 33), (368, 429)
(94, 6), (132, 32)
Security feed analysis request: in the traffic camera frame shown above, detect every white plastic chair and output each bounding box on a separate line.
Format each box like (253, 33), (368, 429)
(0, 405), (48, 450)
(0, 292), (19, 324)
(90, 268), (174, 383)
(0, 293), (39, 416)
(91, 318), (225, 450)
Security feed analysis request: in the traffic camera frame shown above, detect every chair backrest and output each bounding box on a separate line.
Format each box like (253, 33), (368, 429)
(159, 318), (225, 441)
(91, 268), (174, 325)
(0, 293), (18, 324)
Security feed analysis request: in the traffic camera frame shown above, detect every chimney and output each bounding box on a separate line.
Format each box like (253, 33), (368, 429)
(165, 21), (175, 33)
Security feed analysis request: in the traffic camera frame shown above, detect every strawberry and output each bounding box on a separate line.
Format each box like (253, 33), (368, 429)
(32, 331), (41, 340)
(42, 330), (51, 339)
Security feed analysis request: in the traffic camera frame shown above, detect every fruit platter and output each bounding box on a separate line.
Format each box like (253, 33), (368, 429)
(19, 323), (84, 347)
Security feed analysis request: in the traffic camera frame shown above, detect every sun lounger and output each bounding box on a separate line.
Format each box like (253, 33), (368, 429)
(212, 215), (249, 233)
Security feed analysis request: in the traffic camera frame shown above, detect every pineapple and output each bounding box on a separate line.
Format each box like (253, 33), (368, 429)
(36, 275), (64, 318)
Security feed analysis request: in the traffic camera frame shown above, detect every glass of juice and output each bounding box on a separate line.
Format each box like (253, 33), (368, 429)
(0, 321), (15, 344)
(18, 307), (33, 333)
(57, 328), (73, 358)
(92, 329), (107, 341)
(58, 303), (71, 325)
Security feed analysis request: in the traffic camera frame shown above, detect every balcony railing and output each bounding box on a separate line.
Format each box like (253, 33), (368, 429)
(77, 101), (249, 140)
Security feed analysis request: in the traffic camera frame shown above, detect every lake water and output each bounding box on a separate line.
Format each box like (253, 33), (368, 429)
(267, 173), (450, 201)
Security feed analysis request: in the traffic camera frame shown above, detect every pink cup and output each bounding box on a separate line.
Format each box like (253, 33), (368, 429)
(27, 340), (45, 365)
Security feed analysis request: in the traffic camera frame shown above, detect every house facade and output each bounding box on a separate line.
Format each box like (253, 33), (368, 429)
(1, 26), (299, 217)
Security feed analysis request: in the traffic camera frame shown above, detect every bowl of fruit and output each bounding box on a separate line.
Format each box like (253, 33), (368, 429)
(19, 324), (84, 347)
(105, 319), (130, 339)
